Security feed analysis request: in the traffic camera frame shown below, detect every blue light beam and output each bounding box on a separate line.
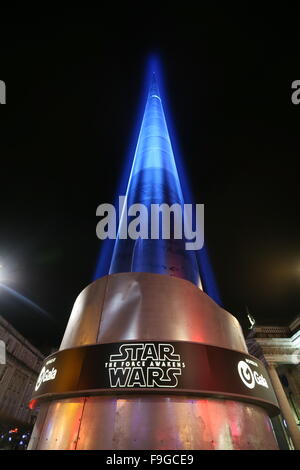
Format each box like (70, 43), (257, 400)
(94, 58), (221, 303)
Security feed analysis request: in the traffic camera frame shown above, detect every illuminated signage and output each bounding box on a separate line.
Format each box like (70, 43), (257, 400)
(30, 341), (280, 417)
(35, 357), (58, 391)
(35, 367), (57, 391)
(106, 343), (184, 388)
(237, 360), (269, 390)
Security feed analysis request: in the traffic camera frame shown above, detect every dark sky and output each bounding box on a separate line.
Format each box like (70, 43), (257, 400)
(0, 8), (300, 351)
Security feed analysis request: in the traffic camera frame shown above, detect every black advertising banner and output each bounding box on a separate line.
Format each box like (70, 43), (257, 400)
(31, 341), (280, 416)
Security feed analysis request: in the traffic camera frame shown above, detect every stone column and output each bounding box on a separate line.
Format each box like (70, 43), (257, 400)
(268, 364), (300, 450)
(286, 366), (300, 418)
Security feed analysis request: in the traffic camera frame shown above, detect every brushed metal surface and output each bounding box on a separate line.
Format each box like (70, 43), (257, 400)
(60, 273), (247, 352)
(27, 401), (49, 450)
(29, 398), (85, 450)
(60, 277), (107, 349)
(30, 395), (278, 450)
(97, 273), (247, 351)
(29, 273), (278, 450)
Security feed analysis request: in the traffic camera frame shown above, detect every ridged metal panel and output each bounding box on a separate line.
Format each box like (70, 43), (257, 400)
(29, 398), (85, 450)
(27, 401), (49, 450)
(31, 395), (278, 450)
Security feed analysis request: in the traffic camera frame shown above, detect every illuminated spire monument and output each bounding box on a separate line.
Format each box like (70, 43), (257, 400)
(109, 73), (201, 286)
(28, 71), (280, 450)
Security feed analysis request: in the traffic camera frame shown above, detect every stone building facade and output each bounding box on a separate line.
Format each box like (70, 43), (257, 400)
(0, 315), (45, 428)
(246, 316), (300, 450)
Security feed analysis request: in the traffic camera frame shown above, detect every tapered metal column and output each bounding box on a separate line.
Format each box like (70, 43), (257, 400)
(28, 72), (279, 450)
(29, 273), (279, 450)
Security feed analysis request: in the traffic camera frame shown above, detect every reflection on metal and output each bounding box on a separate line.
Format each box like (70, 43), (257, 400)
(61, 273), (246, 351)
(28, 398), (85, 450)
(29, 273), (279, 449)
(28, 395), (278, 450)
(60, 276), (108, 349)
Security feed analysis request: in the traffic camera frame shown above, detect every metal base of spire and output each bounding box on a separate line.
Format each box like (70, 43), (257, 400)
(28, 273), (278, 450)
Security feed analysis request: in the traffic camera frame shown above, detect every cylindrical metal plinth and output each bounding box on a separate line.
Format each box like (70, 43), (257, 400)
(28, 273), (279, 450)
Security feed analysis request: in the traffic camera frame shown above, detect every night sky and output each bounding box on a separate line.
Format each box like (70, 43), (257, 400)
(0, 9), (300, 351)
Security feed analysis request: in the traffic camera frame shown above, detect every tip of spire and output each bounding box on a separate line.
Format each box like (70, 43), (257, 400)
(149, 72), (161, 100)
